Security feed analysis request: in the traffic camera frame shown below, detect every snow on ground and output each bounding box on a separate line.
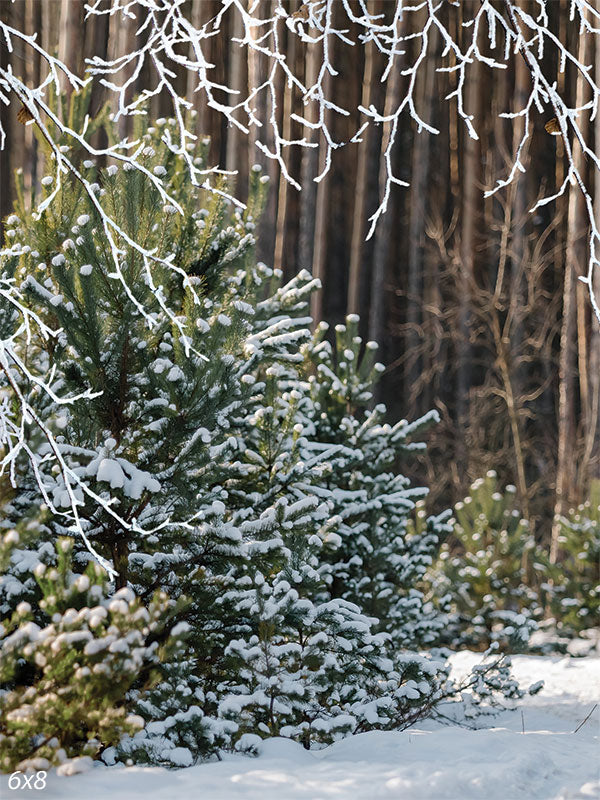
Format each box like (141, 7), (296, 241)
(3, 653), (598, 800)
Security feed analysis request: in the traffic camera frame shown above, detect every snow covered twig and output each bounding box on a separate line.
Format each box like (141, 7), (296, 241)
(0, 0), (599, 570)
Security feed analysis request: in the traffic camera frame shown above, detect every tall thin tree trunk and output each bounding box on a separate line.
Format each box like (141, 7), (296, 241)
(586, 34), (600, 483)
(277, 14), (305, 280)
(83, 5), (110, 168)
(551, 229), (577, 563)
(575, 26), (598, 490)
(274, 5), (296, 274)
(550, 26), (587, 562)
(22, 0), (42, 205)
(247, 1), (276, 264)
(297, 40), (320, 273)
(225, 8), (248, 196)
(509, 55), (529, 399)
(347, 0), (381, 316)
(456, 51), (480, 464)
(58, 0), (83, 86)
(368, 58), (402, 352)
(0, 0), (26, 228)
(498, 53), (531, 519)
(406, 24), (437, 415)
(187, 0), (208, 134)
(310, 64), (332, 325)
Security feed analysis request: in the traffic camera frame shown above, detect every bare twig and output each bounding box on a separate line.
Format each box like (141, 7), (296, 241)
(573, 703), (598, 734)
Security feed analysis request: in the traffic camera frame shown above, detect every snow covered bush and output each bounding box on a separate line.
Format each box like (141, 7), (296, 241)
(0, 512), (55, 623)
(0, 93), (535, 765)
(0, 532), (180, 774)
(433, 472), (541, 651)
(217, 498), (446, 749)
(110, 616), (236, 768)
(537, 482), (600, 637)
(299, 316), (453, 650)
(210, 307), (527, 749)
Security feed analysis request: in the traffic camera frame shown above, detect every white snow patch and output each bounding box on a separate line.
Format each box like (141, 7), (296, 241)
(2, 654), (597, 799)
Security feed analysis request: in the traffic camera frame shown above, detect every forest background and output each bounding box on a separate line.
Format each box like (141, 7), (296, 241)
(1, 0), (598, 553)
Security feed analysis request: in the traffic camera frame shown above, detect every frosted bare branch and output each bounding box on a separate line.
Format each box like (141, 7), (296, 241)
(0, 0), (599, 568)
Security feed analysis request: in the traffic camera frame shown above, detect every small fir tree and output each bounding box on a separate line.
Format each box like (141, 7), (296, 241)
(299, 316), (452, 650)
(0, 531), (181, 773)
(433, 472), (540, 651)
(1, 91), (533, 766)
(537, 481), (600, 636)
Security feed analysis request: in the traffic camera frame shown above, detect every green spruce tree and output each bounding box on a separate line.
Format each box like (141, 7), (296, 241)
(433, 472), (540, 651)
(1, 92), (530, 766)
(537, 481), (600, 638)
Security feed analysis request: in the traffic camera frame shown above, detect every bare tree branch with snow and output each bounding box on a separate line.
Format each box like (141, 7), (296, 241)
(0, 0), (598, 566)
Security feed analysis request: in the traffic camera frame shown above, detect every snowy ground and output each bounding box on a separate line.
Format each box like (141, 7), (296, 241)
(3, 653), (598, 800)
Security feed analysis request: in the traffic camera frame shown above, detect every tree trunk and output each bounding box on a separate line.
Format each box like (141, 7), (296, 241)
(59, 0), (83, 86)
(550, 26), (587, 562)
(368, 56), (402, 353)
(247, 1), (277, 265)
(297, 39), (320, 275)
(347, 0), (382, 317)
(0, 0), (25, 228)
(576, 26), (598, 489)
(586, 34), (600, 483)
(406, 24), (437, 415)
(273, 3), (297, 275)
(456, 50), (480, 465)
(225, 7), (248, 196)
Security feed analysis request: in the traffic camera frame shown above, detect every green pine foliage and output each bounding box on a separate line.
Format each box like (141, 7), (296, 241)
(217, 496), (445, 750)
(0, 512), (55, 624)
(537, 482), (600, 635)
(0, 91), (533, 767)
(1, 95), (271, 763)
(433, 472), (540, 651)
(300, 315), (452, 650)
(0, 531), (181, 773)
(112, 625), (236, 768)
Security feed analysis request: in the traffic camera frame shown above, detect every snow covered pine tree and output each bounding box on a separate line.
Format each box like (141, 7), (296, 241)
(0, 530), (186, 774)
(537, 481), (600, 639)
(433, 472), (541, 652)
(1, 96), (532, 768)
